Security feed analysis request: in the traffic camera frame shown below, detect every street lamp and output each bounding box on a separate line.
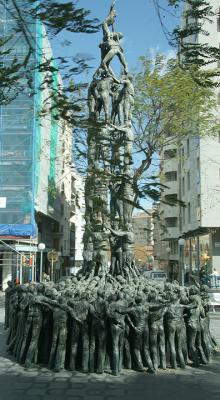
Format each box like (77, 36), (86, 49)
(38, 243), (45, 282)
(178, 238), (185, 286)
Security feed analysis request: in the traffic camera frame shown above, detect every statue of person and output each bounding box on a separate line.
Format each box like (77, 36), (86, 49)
(68, 294), (91, 373)
(121, 75), (134, 124)
(19, 284), (54, 366)
(108, 222), (135, 267)
(185, 290), (207, 366)
(165, 292), (190, 369)
(148, 290), (167, 371)
(88, 79), (98, 118)
(126, 295), (154, 373)
(97, 3), (125, 83)
(4, 280), (15, 330)
(48, 296), (71, 372)
(7, 285), (28, 358)
(92, 221), (110, 275)
(102, 2), (117, 42)
(100, 31), (128, 80)
(122, 178), (134, 225)
(6, 287), (19, 347)
(109, 180), (124, 222)
(83, 229), (94, 276)
(111, 83), (124, 124)
(96, 126), (111, 171)
(107, 291), (128, 375)
(89, 290), (107, 374)
(100, 6), (128, 80)
(123, 312), (132, 369)
(109, 220), (123, 276)
(94, 75), (114, 122)
(23, 296), (50, 368)
(200, 285), (215, 359)
(110, 123), (134, 173)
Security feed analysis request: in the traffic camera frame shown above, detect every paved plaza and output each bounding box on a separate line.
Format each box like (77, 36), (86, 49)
(0, 294), (220, 400)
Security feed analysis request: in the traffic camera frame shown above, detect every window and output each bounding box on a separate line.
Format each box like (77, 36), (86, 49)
(218, 92), (220, 105)
(165, 171), (177, 182)
(165, 217), (178, 228)
(187, 138), (190, 157)
(182, 207), (185, 225)
(187, 171), (190, 190)
(188, 203), (191, 223)
(217, 11), (220, 31)
(197, 194), (201, 207)
(181, 147), (185, 165)
(179, 216), (182, 232)
(164, 194), (178, 204)
(164, 149), (177, 159)
(218, 131), (220, 143)
(196, 157), (200, 184)
(169, 241), (178, 255)
(218, 44), (220, 68)
(182, 177), (185, 196)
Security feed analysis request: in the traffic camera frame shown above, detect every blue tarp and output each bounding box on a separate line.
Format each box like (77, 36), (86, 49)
(0, 224), (36, 237)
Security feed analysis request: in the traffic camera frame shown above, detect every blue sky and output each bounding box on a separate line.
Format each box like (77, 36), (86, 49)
(51, 1), (179, 210)
(52, 0), (179, 80)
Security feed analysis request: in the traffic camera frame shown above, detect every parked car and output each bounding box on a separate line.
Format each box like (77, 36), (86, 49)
(149, 271), (168, 283)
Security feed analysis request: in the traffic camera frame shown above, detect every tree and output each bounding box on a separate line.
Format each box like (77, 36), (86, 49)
(0, 0), (99, 115)
(73, 54), (218, 212)
(132, 54), (218, 208)
(153, 0), (220, 86)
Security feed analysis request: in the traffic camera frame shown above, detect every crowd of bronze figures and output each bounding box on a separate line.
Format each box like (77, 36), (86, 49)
(4, 274), (217, 376)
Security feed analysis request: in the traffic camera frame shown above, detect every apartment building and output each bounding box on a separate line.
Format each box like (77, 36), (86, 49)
(156, 0), (220, 278)
(154, 148), (180, 277)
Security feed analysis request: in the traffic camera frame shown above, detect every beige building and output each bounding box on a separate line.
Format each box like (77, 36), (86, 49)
(132, 211), (154, 267)
(69, 170), (85, 270)
(155, 0), (220, 280)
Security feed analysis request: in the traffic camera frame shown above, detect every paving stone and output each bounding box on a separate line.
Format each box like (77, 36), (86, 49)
(65, 397), (83, 400)
(66, 389), (86, 396)
(48, 389), (68, 395)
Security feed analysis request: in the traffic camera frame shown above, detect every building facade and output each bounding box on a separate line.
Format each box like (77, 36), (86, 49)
(155, 0), (220, 280)
(132, 211), (154, 268)
(0, 1), (73, 288)
(69, 169), (85, 271)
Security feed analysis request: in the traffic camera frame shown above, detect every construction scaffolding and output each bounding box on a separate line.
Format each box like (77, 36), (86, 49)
(0, 239), (37, 290)
(0, 0), (37, 237)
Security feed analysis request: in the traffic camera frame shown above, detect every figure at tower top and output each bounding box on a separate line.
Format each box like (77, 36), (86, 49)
(99, 1), (128, 82)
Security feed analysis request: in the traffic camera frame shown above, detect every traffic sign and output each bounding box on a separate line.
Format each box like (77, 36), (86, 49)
(47, 250), (59, 262)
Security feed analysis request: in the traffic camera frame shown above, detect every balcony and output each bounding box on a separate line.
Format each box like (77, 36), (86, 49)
(161, 227), (179, 240)
(163, 159), (178, 173)
(164, 180), (178, 195)
(163, 206), (179, 219)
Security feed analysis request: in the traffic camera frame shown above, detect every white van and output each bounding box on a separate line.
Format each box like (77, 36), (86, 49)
(149, 271), (167, 282)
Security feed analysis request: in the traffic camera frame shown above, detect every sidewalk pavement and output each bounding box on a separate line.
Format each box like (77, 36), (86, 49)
(0, 295), (220, 400)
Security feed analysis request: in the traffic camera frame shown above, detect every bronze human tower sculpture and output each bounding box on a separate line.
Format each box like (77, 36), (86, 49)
(84, 1), (136, 278)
